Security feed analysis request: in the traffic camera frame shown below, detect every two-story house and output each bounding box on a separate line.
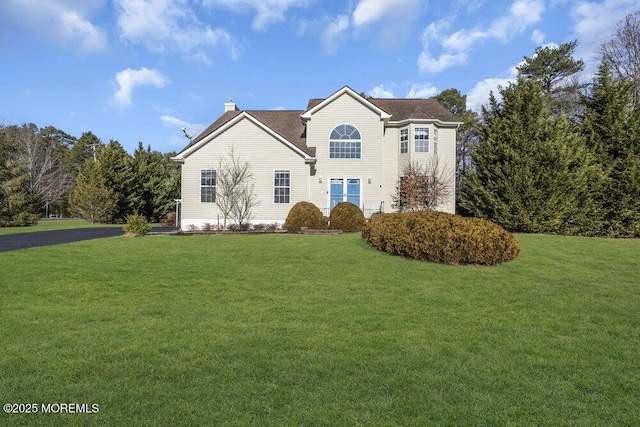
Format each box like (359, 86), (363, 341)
(171, 86), (461, 230)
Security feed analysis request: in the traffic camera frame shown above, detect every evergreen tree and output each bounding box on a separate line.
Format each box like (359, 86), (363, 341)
(131, 142), (181, 222)
(518, 41), (585, 119)
(69, 160), (116, 224)
(582, 64), (640, 236)
(96, 140), (138, 222)
(66, 131), (102, 175)
(432, 88), (481, 211)
(461, 78), (595, 234)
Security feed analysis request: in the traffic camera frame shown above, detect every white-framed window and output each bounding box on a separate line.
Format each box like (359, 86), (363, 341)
(400, 128), (408, 154)
(274, 170), (290, 204)
(200, 169), (216, 203)
(414, 127), (429, 153)
(329, 124), (361, 159)
(434, 127), (438, 155)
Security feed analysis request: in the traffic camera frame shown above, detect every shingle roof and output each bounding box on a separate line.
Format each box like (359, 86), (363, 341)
(178, 94), (459, 158)
(306, 97), (460, 123)
(369, 98), (461, 123)
(179, 109), (313, 157)
(249, 110), (312, 156)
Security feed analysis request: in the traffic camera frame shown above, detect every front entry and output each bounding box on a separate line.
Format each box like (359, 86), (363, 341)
(330, 178), (361, 210)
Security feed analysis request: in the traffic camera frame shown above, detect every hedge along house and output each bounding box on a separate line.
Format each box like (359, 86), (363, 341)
(171, 86), (462, 230)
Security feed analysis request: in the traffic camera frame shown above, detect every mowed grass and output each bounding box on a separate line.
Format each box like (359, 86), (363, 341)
(1, 233), (639, 425)
(0, 219), (120, 235)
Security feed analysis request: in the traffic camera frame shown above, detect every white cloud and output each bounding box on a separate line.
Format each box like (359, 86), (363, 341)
(160, 115), (190, 128)
(531, 29), (545, 44)
(407, 83), (438, 98)
(0, 0), (106, 51)
(203, 0), (312, 31)
(321, 15), (350, 55)
(113, 68), (170, 108)
(418, 51), (468, 73)
(466, 77), (514, 111)
(419, 0), (545, 74)
(116, 0), (236, 62)
(488, 0), (545, 41)
(418, 19), (470, 73)
(466, 61), (522, 111)
(442, 28), (486, 52)
(369, 85), (396, 98)
(569, 0), (639, 68)
(352, 0), (420, 27)
(352, 0), (422, 48)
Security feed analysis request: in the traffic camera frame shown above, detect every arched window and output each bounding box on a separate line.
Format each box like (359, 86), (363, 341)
(329, 124), (361, 158)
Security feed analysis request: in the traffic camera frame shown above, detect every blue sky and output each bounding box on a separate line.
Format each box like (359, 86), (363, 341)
(1, 0), (637, 154)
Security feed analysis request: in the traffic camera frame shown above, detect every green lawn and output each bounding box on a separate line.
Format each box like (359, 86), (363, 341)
(1, 233), (639, 425)
(0, 219), (121, 235)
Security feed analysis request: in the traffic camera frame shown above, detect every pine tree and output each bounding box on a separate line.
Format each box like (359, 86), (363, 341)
(582, 64), (640, 236)
(96, 140), (138, 222)
(68, 160), (116, 224)
(518, 41), (585, 119)
(461, 78), (594, 234)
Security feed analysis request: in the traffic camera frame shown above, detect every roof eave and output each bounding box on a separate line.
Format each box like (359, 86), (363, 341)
(178, 111), (314, 161)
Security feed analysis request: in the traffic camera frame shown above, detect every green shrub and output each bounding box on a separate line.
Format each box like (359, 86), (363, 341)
(284, 202), (325, 232)
(362, 211), (520, 265)
(329, 202), (366, 232)
(123, 212), (151, 236)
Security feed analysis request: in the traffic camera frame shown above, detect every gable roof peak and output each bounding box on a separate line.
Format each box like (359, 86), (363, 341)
(301, 86), (391, 121)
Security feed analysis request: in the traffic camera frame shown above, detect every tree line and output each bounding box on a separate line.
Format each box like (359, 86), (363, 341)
(434, 11), (640, 237)
(3, 12), (638, 236)
(0, 125), (180, 226)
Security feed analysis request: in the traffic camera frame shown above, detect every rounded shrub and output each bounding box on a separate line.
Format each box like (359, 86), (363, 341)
(329, 201), (366, 232)
(284, 201), (325, 232)
(362, 210), (520, 265)
(123, 212), (151, 236)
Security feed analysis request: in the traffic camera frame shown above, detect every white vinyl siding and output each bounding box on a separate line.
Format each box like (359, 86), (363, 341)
(180, 118), (309, 225)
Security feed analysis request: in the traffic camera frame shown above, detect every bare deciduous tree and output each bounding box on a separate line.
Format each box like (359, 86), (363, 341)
(216, 147), (259, 229)
(392, 157), (454, 212)
(600, 11), (640, 106)
(11, 124), (73, 214)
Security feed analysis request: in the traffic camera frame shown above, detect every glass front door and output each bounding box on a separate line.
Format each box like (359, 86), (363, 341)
(329, 178), (360, 210)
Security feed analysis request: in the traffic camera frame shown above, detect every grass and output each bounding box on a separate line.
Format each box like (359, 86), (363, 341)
(0, 219), (121, 235)
(1, 233), (639, 425)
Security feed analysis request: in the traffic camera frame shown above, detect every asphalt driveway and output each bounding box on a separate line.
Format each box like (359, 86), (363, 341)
(0, 227), (178, 253)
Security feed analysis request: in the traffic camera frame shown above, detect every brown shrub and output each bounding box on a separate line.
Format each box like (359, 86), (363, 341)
(362, 210), (520, 265)
(284, 202), (326, 232)
(329, 202), (366, 232)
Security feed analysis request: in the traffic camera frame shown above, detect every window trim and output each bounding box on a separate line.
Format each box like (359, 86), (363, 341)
(273, 169), (291, 204)
(329, 124), (362, 159)
(200, 169), (216, 203)
(400, 128), (409, 154)
(414, 127), (429, 153)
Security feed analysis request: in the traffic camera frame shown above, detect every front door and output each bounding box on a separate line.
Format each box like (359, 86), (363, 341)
(330, 178), (361, 210)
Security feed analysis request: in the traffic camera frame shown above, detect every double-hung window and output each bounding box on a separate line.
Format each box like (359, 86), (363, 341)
(274, 170), (290, 204)
(329, 124), (361, 159)
(400, 128), (408, 154)
(200, 169), (216, 203)
(414, 127), (429, 153)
